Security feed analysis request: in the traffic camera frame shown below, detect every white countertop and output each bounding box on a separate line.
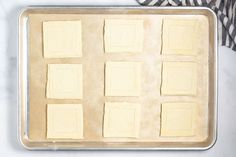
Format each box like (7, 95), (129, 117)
(0, 0), (235, 156)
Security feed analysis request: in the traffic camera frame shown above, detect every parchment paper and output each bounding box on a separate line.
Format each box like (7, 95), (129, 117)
(28, 14), (209, 142)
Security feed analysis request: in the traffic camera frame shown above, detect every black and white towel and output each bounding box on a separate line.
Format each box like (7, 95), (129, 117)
(137, 0), (236, 51)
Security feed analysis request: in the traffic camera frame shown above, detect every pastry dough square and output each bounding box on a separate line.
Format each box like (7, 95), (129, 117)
(104, 19), (143, 53)
(161, 62), (197, 95)
(47, 64), (83, 99)
(162, 19), (199, 55)
(105, 62), (141, 96)
(161, 103), (196, 136)
(103, 102), (141, 138)
(47, 104), (83, 139)
(43, 21), (82, 58)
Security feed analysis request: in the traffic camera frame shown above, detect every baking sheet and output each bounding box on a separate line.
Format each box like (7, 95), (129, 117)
(18, 7), (217, 150)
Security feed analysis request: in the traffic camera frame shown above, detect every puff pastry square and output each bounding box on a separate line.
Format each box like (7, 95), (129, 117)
(161, 103), (196, 136)
(43, 20), (82, 58)
(104, 19), (143, 53)
(47, 104), (83, 139)
(47, 64), (83, 99)
(162, 19), (199, 55)
(161, 62), (197, 95)
(103, 102), (141, 138)
(105, 62), (142, 96)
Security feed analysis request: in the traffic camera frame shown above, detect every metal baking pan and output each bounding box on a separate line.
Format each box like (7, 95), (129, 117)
(18, 6), (218, 150)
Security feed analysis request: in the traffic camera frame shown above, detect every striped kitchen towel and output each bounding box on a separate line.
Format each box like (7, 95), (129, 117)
(137, 0), (236, 51)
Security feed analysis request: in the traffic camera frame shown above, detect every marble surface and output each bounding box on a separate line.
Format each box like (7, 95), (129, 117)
(0, 0), (236, 156)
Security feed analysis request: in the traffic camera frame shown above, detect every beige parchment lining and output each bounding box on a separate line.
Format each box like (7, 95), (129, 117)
(28, 14), (209, 143)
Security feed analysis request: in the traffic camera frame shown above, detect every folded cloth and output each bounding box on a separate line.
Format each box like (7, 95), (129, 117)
(137, 0), (236, 51)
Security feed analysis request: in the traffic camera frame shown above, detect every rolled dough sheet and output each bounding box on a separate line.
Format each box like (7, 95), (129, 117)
(43, 20), (82, 58)
(160, 103), (197, 137)
(162, 18), (200, 55)
(47, 104), (83, 139)
(47, 64), (83, 99)
(103, 102), (141, 138)
(104, 19), (143, 53)
(105, 62), (142, 96)
(161, 62), (197, 96)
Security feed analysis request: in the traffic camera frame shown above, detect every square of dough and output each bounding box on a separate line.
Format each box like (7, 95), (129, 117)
(161, 62), (197, 95)
(47, 64), (83, 99)
(161, 103), (196, 136)
(47, 104), (83, 139)
(104, 19), (143, 53)
(43, 20), (82, 58)
(105, 62), (142, 96)
(103, 102), (141, 138)
(162, 19), (199, 55)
